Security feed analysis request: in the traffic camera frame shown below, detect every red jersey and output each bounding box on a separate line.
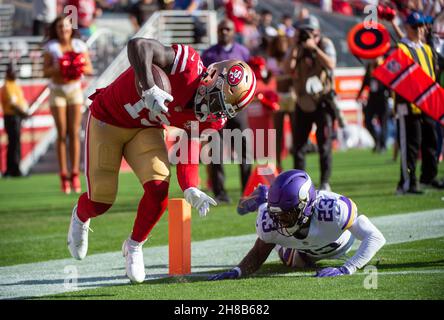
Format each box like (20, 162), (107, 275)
(88, 44), (226, 191)
(89, 44), (226, 133)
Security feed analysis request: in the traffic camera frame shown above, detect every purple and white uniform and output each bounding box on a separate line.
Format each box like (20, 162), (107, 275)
(256, 190), (385, 273)
(257, 190), (357, 261)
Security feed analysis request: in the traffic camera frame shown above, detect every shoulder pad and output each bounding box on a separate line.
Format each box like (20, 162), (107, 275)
(337, 195), (358, 230)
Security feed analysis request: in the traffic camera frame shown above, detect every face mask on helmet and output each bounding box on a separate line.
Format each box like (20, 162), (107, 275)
(194, 60), (256, 122)
(268, 199), (311, 237)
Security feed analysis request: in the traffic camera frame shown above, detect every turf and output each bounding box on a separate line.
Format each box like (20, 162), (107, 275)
(0, 149), (443, 267)
(1, 148), (443, 299)
(40, 237), (444, 300)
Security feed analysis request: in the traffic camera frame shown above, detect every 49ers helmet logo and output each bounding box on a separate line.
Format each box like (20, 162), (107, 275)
(227, 65), (244, 86)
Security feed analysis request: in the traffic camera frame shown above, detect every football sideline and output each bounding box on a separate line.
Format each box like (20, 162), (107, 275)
(0, 208), (443, 300)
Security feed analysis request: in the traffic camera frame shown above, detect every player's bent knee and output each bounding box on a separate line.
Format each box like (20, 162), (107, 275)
(152, 157), (171, 182)
(143, 180), (169, 200)
(278, 246), (312, 268)
(78, 192), (113, 218)
(57, 134), (67, 143)
(135, 152), (171, 184)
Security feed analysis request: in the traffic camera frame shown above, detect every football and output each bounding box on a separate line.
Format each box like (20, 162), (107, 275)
(135, 64), (171, 97)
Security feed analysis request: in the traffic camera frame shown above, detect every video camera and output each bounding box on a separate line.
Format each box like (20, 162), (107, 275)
(298, 28), (312, 44)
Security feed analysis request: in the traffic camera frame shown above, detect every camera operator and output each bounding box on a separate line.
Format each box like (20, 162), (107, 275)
(284, 15), (337, 191)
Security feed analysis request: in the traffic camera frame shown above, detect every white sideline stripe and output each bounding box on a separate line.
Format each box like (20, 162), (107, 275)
(0, 209), (443, 299)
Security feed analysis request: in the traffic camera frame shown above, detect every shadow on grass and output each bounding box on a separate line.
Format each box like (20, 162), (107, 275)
(24, 293), (116, 300)
(138, 262), (318, 286)
(373, 259), (444, 271)
(139, 258), (444, 286)
(111, 264), (237, 271)
(3, 275), (128, 287)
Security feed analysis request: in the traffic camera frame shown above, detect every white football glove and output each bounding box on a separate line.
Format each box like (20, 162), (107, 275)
(142, 85), (173, 123)
(184, 187), (217, 217)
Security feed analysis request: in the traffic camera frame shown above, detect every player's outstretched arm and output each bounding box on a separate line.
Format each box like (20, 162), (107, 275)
(208, 238), (275, 280)
(316, 215), (385, 278)
(342, 215), (386, 274)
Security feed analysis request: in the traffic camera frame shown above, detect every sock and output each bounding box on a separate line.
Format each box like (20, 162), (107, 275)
(131, 180), (169, 242)
(77, 192), (112, 222)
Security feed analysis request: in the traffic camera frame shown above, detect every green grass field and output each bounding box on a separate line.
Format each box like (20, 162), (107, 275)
(1, 148), (443, 300)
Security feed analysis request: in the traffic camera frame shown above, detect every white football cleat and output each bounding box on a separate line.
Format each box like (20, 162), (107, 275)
(122, 237), (146, 284)
(67, 205), (90, 260)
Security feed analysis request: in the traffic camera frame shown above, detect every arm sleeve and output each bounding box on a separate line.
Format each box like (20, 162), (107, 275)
(170, 44), (193, 75)
(176, 137), (200, 191)
(343, 215), (386, 274)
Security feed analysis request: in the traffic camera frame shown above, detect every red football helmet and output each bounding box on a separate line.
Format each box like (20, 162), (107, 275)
(194, 60), (256, 121)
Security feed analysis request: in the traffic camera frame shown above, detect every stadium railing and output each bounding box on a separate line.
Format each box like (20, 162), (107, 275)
(85, 10), (217, 99)
(0, 4), (14, 37)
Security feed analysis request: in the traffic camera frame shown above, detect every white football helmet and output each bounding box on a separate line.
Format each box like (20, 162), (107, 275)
(194, 60), (257, 122)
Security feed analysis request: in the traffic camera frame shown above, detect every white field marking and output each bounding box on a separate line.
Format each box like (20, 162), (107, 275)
(0, 209), (443, 299)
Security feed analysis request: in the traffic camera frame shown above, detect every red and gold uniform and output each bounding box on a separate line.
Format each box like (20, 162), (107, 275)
(76, 44), (225, 242)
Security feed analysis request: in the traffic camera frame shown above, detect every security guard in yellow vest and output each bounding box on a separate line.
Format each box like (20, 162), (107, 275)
(395, 11), (444, 194)
(1, 63), (28, 177)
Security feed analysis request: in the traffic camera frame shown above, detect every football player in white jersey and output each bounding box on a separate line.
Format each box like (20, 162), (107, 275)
(209, 169), (386, 279)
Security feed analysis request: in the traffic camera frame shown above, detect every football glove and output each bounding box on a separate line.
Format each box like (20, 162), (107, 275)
(208, 268), (241, 281)
(184, 187), (217, 217)
(142, 85), (173, 123)
(315, 266), (350, 278)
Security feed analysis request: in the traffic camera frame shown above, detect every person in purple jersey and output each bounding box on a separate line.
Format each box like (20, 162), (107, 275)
(210, 169), (386, 280)
(201, 18), (252, 204)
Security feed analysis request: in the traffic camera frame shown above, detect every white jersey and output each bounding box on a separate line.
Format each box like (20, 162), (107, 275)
(256, 190), (358, 259)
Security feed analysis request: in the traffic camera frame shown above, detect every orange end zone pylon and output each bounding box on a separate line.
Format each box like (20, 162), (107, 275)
(243, 163), (279, 197)
(168, 198), (191, 275)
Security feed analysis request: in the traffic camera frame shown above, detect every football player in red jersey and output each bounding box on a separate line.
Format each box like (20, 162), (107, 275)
(67, 38), (257, 283)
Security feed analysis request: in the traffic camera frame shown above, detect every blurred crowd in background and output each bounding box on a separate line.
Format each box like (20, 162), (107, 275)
(1, 0), (444, 199)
